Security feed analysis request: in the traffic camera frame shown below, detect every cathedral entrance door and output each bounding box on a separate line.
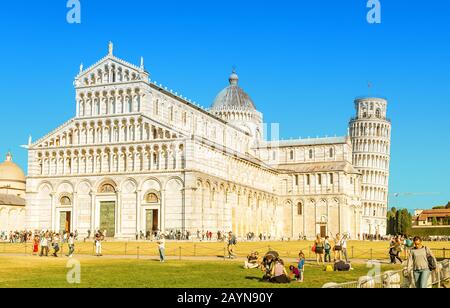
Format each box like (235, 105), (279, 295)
(100, 201), (116, 237)
(59, 211), (71, 234)
(320, 225), (327, 238)
(145, 209), (159, 234)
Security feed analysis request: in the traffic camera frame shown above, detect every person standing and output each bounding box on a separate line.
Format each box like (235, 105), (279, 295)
(32, 235), (40, 256)
(407, 236), (437, 288)
(39, 232), (49, 257)
(297, 251), (306, 282)
(324, 236), (332, 263)
(341, 234), (349, 263)
(332, 233), (343, 262)
(313, 235), (325, 265)
(157, 235), (166, 263)
(95, 233), (102, 257)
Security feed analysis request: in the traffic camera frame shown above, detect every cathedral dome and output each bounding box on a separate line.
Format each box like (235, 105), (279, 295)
(211, 71), (256, 112)
(0, 152), (26, 183)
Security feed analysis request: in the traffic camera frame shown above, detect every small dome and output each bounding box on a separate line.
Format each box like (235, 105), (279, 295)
(211, 70), (256, 111)
(0, 152), (26, 183)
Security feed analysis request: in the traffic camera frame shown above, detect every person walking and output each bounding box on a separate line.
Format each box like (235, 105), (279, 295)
(407, 236), (437, 288)
(52, 233), (60, 257)
(227, 232), (237, 259)
(157, 235), (166, 263)
(389, 236), (403, 264)
(67, 233), (75, 258)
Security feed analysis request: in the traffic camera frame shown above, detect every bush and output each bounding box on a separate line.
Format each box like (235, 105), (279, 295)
(408, 227), (450, 237)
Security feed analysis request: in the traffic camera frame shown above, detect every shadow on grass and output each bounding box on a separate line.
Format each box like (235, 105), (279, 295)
(245, 276), (264, 282)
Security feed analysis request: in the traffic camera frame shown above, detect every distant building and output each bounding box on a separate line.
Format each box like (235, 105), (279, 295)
(0, 152), (26, 231)
(413, 209), (450, 227)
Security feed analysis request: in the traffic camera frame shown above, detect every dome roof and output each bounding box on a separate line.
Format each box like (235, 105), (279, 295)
(211, 71), (256, 112)
(0, 152), (26, 183)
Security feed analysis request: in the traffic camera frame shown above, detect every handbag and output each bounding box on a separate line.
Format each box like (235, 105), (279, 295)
(425, 247), (437, 271)
(312, 245), (316, 253)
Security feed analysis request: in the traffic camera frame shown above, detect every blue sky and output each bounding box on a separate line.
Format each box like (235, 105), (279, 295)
(0, 0), (449, 210)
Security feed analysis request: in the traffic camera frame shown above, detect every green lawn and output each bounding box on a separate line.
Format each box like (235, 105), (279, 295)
(0, 256), (401, 288)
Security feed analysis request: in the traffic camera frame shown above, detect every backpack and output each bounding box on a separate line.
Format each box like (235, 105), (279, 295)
(231, 235), (237, 245)
(325, 242), (331, 250)
(405, 239), (413, 248)
(334, 261), (350, 272)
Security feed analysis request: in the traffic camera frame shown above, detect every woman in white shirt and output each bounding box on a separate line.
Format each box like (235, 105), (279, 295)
(157, 235), (166, 262)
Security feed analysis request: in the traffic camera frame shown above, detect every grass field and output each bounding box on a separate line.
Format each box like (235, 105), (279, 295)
(0, 256), (401, 288)
(1, 240), (449, 260)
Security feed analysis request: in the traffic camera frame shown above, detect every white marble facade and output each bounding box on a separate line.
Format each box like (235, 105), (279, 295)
(25, 44), (391, 239)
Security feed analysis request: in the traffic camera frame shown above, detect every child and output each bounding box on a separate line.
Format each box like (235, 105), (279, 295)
(33, 235), (39, 256)
(289, 265), (301, 282)
(297, 251), (306, 282)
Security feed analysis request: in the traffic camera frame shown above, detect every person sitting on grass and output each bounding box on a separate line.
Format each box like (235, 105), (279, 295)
(244, 251), (261, 269)
(261, 251), (278, 281)
(269, 259), (290, 284)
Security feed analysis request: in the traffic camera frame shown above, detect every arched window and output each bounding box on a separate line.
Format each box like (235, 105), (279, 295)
(290, 150), (294, 160)
(297, 203), (303, 215)
(99, 183), (116, 193)
(60, 196), (72, 206)
(318, 174), (322, 185)
(309, 149), (313, 159)
(329, 148), (334, 158)
(376, 109), (381, 118)
(145, 193), (159, 203)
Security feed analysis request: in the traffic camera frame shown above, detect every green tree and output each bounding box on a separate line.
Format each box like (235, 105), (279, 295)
(432, 217), (438, 226)
(446, 202), (450, 209)
(401, 209), (412, 235)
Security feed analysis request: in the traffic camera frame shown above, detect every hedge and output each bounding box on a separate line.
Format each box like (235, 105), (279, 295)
(408, 227), (450, 237)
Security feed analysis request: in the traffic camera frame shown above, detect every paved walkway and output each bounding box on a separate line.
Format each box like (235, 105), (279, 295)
(0, 252), (400, 265)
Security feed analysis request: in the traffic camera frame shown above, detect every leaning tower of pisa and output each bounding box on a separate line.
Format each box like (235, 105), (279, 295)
(349, 97), (392, 237)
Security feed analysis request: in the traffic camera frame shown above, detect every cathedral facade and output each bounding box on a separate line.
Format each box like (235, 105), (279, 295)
(25, 44), (391, 239)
